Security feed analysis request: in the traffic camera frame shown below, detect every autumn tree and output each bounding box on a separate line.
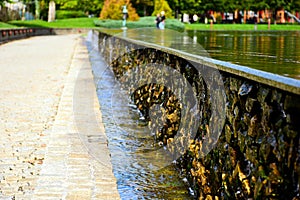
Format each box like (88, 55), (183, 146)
(100, 0), (139, 21)
(152, 0), (172, 18)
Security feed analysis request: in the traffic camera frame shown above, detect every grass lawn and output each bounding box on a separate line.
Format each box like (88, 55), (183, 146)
(0, 21), (18, 28)
(185, 23), (300, 31)
(1, 17), (300, 31)
(6, 17), (98, 28)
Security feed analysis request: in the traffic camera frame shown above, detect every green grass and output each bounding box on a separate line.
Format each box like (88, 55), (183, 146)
(2, 17), (184, 31)
(6, 17), (98, 28)
(94, 16), (185, 31)
(185, 23), (300, 31)
(0, 21), (18, 28)
(2, 17), (299, 31)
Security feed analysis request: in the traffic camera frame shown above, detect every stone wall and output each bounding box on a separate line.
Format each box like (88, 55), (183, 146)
(96, 30), (300, 199)
(0, 28), (89, 44)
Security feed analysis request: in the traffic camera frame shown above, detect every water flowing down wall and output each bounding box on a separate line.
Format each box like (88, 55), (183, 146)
(94, 29), (300, 199)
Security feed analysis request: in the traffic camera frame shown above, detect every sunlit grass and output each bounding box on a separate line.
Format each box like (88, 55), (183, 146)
(7, 17), (98, 28)
(0, 21), (18, 28)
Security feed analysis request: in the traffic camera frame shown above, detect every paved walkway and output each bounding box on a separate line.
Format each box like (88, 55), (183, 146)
(0, 35), (120, 199)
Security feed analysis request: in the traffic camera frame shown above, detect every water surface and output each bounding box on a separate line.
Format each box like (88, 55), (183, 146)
(187, 30), (300, 79)
(109, 28), (300, 80)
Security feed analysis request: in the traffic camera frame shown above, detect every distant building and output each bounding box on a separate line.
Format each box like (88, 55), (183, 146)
(207, 9), (300, 24)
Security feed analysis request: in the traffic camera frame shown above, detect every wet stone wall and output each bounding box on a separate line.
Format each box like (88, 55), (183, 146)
(96, 31), (300, 199)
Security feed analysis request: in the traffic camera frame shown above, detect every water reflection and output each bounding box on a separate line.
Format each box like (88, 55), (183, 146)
(187, 31), (300, 79)
(116, 28), (300, 79)
(120, 28), (211, 58)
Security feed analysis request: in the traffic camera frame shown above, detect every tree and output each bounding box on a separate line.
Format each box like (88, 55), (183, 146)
(34, 0), (40, 19)
(152, 0), (172, 18)
(252, 0), (269, 11)
(198, 0), (225, 12)
(48, 0), (55, 21)
(100, 0), (139, 21)
(279, 0), (300, 11)
(168, 0), (201, 15)
(291, 0), (300, 11)
(222, 0), (241, 12)
(56, 0), (78, 10)
(131, 0), (153, 16)
(77, 0), (103, 15)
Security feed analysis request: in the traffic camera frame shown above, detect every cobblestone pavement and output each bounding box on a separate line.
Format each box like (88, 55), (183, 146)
(0, 35), (120, 199)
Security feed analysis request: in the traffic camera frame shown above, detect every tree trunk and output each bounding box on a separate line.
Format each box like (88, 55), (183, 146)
(35, 0), (40, 19)
(48, 0), (55, 22)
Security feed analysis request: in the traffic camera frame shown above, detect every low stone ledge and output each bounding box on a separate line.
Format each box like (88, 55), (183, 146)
(0, 28), (90, 44)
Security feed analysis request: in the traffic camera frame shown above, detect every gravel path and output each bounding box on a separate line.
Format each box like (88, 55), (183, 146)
(0, 35), (120, 199)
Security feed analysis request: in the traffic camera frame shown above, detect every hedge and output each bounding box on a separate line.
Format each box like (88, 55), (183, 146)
(56, 10), (87, 19)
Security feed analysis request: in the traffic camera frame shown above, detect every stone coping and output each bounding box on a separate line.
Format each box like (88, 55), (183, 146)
(0, 28), (89, 44)
(97, 29), (300, 95)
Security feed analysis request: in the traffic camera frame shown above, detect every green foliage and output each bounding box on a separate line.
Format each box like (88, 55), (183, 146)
(167, 0), (201, 14)
(198, 0), (225, 12)
(77, 0), (104, 15)
(94, 19), (123, 27)
(131, 0), (154, 16)
(56, 10), (87, 19)
(56, 0), (78, 10)
(100, 0), (139, 21)
(152, 0), (173, 18)
(40, 0), (103, 16)
(94, 16), (185, 31)
(164, 17), (185, 31)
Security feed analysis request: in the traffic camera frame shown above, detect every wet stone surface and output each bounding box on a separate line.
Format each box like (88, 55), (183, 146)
(96, 30), (300, 199)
